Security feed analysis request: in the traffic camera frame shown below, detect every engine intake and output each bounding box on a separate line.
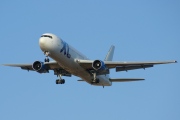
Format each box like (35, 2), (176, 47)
(92, 60), (109, 74)
(32, 61), (49, 73)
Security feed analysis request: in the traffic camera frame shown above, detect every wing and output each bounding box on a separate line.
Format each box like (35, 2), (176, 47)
(77, 60), (177, 71)
(3, 61), (59, 70)
(3, 61), (71, 76)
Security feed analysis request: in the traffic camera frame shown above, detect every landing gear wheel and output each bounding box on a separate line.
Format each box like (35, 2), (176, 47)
(61, 79), (65, 84)
(44, 58), (49, 62)
(92, 78), (99, 84)
(55, 72), (66, 84)
(56, 79), (59, 84)
(56, 79), (65, 84)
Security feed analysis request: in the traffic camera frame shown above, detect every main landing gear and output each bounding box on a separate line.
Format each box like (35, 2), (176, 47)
(56, 79), (65, 84)
(56, 74), (65, 84)
(91, 72), (99, 84)
(44, 51), (50, 62)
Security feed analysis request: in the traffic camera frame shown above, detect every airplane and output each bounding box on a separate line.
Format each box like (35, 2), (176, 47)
(3, 33), (177, 87)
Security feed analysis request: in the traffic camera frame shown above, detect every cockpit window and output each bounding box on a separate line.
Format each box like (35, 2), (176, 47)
(41, 35), (53, 39)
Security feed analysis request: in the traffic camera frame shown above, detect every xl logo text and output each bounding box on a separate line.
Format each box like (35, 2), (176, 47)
(60, 41), (71, 58)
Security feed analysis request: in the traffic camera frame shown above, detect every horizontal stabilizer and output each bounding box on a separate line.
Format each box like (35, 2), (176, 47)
(77, 80), (85, 82)
(110, 78), (145, 82)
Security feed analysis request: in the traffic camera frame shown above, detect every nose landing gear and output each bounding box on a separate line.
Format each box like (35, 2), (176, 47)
(45, 58), (49, 62)
(44, 51), (50, 62)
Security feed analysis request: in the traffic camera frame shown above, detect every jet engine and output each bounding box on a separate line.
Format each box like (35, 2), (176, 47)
(32, 61), (49, 73)
(92, 60), (109, 74)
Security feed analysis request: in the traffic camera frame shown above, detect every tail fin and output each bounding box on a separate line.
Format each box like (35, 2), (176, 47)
(104, 45), (115, 61)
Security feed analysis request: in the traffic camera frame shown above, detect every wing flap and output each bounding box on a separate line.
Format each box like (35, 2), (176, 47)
(116, 65), (153, 71)
(110, 78), (145, 82)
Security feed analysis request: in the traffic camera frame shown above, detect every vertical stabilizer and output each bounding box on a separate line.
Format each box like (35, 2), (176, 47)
(104, 45), (115, 61)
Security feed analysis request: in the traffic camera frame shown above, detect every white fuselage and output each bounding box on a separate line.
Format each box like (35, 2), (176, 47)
(39, 33), (112, 86)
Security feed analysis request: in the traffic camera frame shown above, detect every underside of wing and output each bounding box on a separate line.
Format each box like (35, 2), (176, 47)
(76, 60), (93, 69)
(3, 61), (60, 71)
(3, 61), (72, 76)
(3, 63), (34, 70)
(77, 60), (177, 71)
(110, 78), (145, 82)
(104, 61), (177, 69)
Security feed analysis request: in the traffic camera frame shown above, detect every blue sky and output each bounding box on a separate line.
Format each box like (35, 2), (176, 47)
(0, 0), (179, 120)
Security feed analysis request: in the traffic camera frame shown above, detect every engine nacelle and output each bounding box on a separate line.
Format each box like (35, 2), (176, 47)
(32, 61), (49, 73)
(92, 60), (108, 73)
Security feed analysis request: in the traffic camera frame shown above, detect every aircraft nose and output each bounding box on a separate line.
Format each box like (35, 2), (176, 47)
(39, 34), (59, 52)
(39, 37), (53, 52)
(39, 37), (46, 50)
